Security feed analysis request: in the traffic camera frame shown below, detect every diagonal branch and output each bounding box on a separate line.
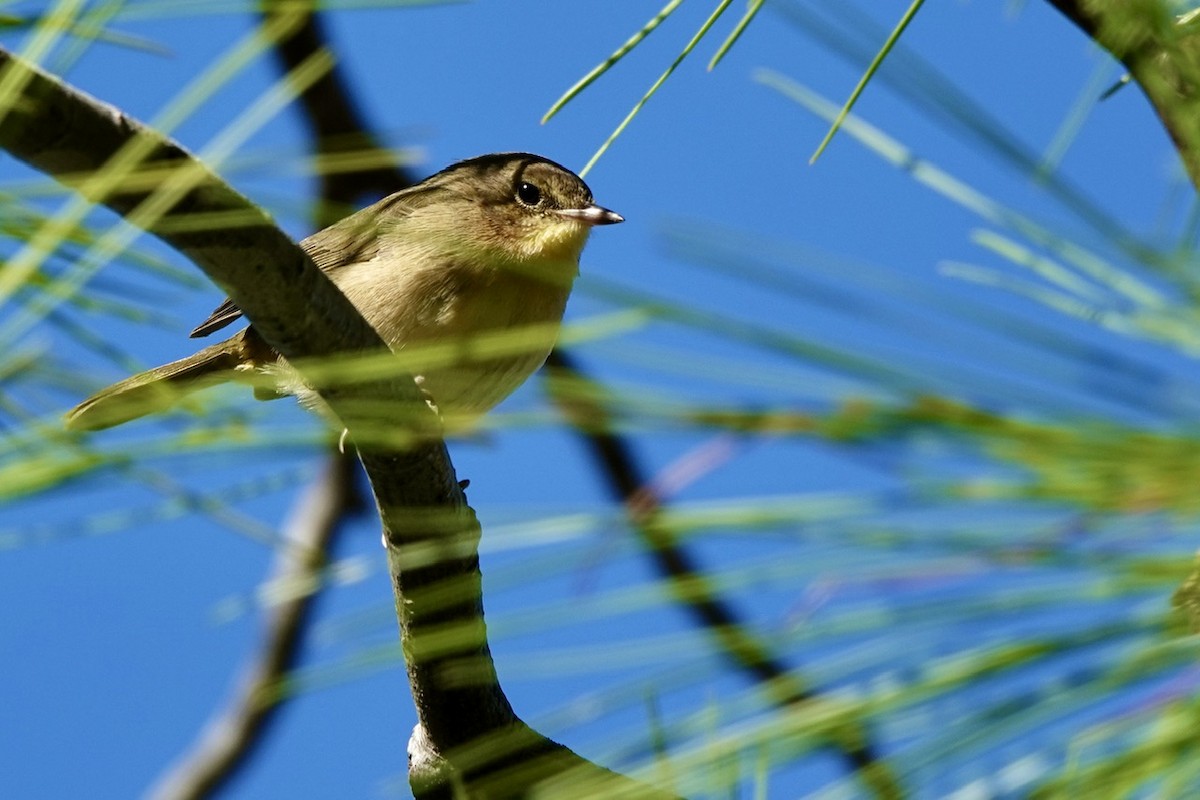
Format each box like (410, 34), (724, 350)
(146, 8), (416, 793)
(0, 43), (665, 799)
(545, 352), (902, 799)
(148, 451), (362, 800)
(1045, 0), (1200, 191)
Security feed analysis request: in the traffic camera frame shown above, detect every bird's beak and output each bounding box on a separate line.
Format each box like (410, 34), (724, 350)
(555, 204), (624, 226)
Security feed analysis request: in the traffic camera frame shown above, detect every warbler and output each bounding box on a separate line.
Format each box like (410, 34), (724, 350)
(65, 153), (622, 431)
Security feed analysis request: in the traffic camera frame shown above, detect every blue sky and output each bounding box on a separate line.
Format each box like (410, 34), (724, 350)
(1, 2), (1195, 797)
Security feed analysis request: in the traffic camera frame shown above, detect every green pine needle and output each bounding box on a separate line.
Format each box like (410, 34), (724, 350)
(708, 0), (765, 72)
(541, 0), (685, 125)
(809, 0), (925, 164)
(580, 0), (736, 177)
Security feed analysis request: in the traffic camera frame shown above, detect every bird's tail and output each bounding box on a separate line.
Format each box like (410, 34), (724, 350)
(65, 336), (252, 432)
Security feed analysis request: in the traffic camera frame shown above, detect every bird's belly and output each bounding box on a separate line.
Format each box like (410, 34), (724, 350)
(413, 277), (569, 417)
(336, 260), (573, 418)
(418, 351), (553, 418)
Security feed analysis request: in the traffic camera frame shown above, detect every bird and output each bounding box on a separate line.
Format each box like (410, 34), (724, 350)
(65, 152), (623, 432)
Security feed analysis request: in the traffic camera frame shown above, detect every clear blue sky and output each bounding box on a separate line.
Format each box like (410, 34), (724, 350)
(1, 2), (1191, 797)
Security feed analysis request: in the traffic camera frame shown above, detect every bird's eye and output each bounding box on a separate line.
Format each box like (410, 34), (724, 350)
(516, 182), (542, 206)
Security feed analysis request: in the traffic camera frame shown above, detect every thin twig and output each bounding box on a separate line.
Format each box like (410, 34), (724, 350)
(544, 350), (903, 799)
(148, 452), (362, 800)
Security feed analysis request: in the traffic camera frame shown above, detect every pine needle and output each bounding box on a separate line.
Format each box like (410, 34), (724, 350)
(810, 0), (925, 164)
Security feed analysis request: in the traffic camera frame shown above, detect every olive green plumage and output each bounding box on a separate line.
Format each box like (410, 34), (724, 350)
(65, 153), (622, 432)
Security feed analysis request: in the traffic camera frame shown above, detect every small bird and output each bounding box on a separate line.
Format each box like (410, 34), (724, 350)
(65, 153), (623, 431)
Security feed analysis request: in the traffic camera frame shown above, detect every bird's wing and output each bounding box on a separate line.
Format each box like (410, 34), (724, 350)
(188, 186), (437, 339)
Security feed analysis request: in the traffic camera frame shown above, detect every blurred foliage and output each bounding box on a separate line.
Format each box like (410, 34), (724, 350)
(3, 1), (1200, 798)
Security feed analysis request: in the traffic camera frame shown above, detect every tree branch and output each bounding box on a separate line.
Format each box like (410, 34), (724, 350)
(0, 42), (665, 798)
(148, 451), (362, 800)
(145, 6), (415, 791)
(1045, 0), (1200, 190)
(545, 353), (902, 799)
(259, 4), (897, 792)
